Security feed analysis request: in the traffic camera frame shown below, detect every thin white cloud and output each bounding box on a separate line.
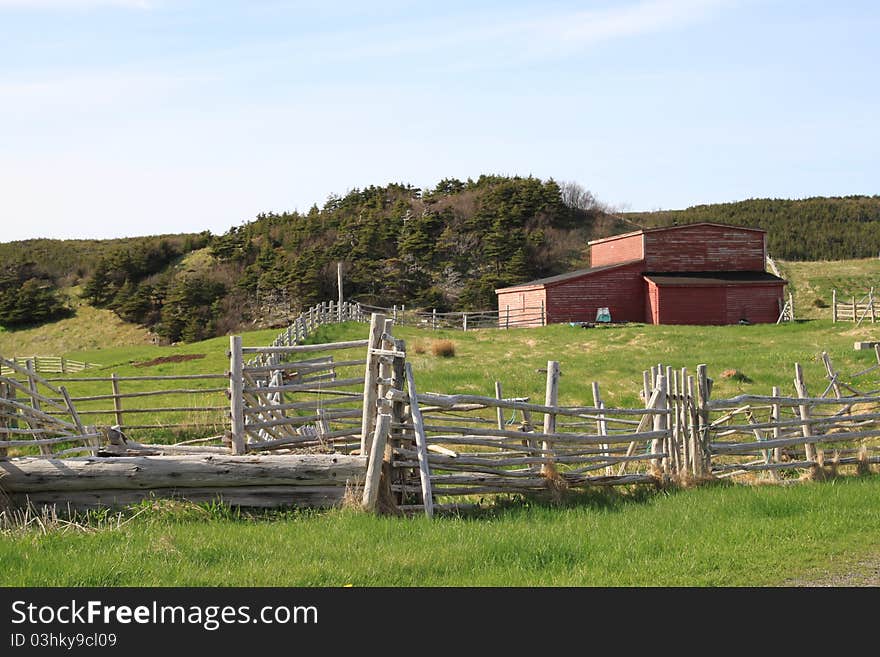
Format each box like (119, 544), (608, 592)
(0, 0), (152, 9)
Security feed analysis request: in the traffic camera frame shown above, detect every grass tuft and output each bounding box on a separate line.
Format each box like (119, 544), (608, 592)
(431, 339), (456, 358)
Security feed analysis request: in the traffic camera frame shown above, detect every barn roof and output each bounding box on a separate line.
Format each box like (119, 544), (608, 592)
(588, 222), (766, 246)
(643, 271), (786, 287)
(495, 259), (643, 293)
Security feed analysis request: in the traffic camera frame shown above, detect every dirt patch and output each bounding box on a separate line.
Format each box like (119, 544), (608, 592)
(782, 556), (880, 587)
(133, 354), (206, 368)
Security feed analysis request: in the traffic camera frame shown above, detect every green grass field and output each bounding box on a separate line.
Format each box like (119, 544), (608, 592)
(3, 258), (880, 586)
(2, 477), (879, 586)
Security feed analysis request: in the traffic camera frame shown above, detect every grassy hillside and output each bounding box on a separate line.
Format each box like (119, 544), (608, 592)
(778, 257), (880, 320)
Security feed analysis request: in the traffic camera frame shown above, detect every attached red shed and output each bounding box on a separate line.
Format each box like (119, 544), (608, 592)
(496, 223), (786, 326)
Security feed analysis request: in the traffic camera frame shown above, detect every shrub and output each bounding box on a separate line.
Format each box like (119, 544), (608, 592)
(813, 297), (829, 308)
(431, 339), (455, 358)
(412, 341), (427, 355)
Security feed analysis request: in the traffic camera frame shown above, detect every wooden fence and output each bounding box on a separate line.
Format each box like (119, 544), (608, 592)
(832, 288), (877, 324)
(4, 311), (880, 514)
(0, 356), (100, 377)
(356, 303), (548, 330)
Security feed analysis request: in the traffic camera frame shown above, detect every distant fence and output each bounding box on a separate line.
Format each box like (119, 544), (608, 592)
(356, 303), (547, 330)
(832, 288), (877, 324)
(0, 356), (100, 377)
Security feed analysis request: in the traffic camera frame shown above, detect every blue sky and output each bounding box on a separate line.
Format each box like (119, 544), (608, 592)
(1, 0), (878, 241)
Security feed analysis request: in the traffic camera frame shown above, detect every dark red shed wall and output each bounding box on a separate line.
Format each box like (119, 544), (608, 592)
(644, 225), (765, 272)
(647, 281), (784, 325)
(724, 285), (784, 324)
(546, 262), (645, 323)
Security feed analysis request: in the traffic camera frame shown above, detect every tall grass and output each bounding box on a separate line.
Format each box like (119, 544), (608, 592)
(2, 477), (879, 586)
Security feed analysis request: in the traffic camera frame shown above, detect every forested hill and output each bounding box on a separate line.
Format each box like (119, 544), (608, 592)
(1, 176), (630, 341)
(624, 196), (880, 260)
(209, 176), (627, 318)
(5, 184), (880, 344)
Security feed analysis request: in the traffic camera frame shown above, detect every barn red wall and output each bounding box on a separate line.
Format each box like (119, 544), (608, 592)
(724, 284), (784, 324)
(652, 283), (785, 325)
(645, 280), (660, 324)
(545, 262), (645, 323)
(644, 225), (765, 272)
(496, 287), (547, 327)
(590, 233), (644, 267)
(655, 285), (727, 325)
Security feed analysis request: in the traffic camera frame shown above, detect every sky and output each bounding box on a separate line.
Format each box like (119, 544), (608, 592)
(1, 0), (878, 241)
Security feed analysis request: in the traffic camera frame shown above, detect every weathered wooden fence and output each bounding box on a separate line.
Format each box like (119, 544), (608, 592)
(356, 303), (548, 330)
(0, 356), (99, 377)
(832, 288), (877, 324)
(3, 312), (880, 514)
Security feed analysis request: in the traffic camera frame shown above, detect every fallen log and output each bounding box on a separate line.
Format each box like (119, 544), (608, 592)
(0, 454), (366, 493)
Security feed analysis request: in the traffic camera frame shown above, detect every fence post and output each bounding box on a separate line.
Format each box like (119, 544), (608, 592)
(494, 381), (505, 431)
(591, 381), (611, 475)
(337, 261), (344, 322)
(771, 385), (782, 469)
(540, 300), (545, 326)
(360, 313), (386, 456)
(229, 335), (246, 455)
(432, 308), (437, 330)
(505, 305), (510, 329)
(793, 363), (817, 463)
(832, 289), (837, 323)
(463, 313), (468, 332)
(852, 296), (857, 323)
(696, 364), (711, 475)
(651, 375), (667, 473)
(110, 372), (124, 429)
(0, 382), (8, 458)
(541, 360), (559, 476)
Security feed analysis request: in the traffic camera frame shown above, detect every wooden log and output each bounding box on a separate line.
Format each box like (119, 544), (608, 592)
(708, 393), (880, 409)
(46, 373), (228, 383)
(710, 428), (880, 454)
(0, 454), (367, 492)
(4, 485), (353, 511)
(385, 389), (662, 417)
(406, 362), (434, 518)
(361, 413), (391, 512)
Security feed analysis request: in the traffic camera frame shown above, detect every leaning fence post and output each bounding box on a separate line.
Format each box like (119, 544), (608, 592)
(405, 362), (434, 519)
(229, 335), (246, 455)
(361, 412), (392, 513)
(360, 313), (386, 456)
(541, 360), (560, 476)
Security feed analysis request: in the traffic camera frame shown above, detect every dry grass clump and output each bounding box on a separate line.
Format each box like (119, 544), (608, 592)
(721, 368), (752, 383)
(412, 340), (427, 355)
(431, 339), (456, 358)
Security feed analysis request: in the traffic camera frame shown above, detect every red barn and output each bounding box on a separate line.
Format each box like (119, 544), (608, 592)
(495, 223), (786, 326)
